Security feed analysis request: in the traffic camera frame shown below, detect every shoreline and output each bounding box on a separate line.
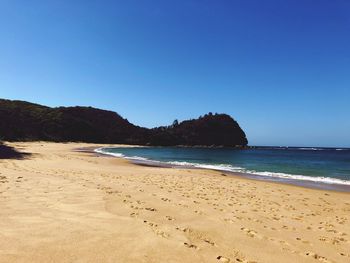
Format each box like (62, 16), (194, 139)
(1, 142), (350, 263)
(93, 146), (350, 193)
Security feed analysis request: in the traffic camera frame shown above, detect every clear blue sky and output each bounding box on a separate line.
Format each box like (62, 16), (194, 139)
(0, 1), (349, 147)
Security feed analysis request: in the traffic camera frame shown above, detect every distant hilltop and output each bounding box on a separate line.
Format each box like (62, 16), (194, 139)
(0, 99), (248, 147)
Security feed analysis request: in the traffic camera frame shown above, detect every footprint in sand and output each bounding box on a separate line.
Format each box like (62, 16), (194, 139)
(145, 207), (157, 212)
(217, 255), (230, 262)
(266, 236), (291, 247)
(130, 212), (138, 218)
(231, 250), (258, 263)
(241, 227), (262, 239)
(143, 220), (157, 227)
(0, 175), (8, 183)
(183, 242), (197, 249)
(224, 218), (235, 224)
(177, 227), (216, 247)
(143, 220), (169, 238)
(304, 251), (332, 263)
(165, 215), (175, 221)
(194, 210), (204, 215)
(319, 236), (347, 245)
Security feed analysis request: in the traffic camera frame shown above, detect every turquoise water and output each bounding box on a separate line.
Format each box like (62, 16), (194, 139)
(96, 147), (350, 186)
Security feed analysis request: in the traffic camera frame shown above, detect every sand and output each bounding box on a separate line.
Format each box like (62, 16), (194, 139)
(0, 142), (349, 263)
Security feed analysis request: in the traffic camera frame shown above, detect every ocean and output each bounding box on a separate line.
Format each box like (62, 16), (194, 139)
(95, 146), (350, 191)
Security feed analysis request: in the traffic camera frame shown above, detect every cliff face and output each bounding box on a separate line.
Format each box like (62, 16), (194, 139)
(0, 99), (248, 147)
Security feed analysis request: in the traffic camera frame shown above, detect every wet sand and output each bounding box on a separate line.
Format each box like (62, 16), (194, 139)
(0, 142), (349, 263)
(129, 158), (350, 193)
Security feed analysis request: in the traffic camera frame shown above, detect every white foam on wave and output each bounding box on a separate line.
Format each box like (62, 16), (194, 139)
(94, 147), (125, 157)
(125, 156), (149, 161)
(168, 161), (350, 186)
(94, 147), (350, 186)
(167, 161), (244, 172)
(297, 147), (324, 151)
(247, 171), (350, 186)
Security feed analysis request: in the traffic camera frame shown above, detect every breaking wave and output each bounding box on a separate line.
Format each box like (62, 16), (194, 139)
(94, 148), (350, 186)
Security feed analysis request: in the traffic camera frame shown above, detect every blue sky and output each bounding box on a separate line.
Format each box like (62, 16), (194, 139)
(0, 0), (349, 147)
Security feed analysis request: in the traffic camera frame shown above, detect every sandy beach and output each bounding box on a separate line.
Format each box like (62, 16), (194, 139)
(0, 142), (349, 263)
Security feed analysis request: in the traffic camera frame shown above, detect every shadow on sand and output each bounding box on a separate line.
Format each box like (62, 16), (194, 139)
(0, 143), (31, 160)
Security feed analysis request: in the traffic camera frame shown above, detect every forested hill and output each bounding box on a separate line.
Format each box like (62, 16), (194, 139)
(0, 99), (248, 147)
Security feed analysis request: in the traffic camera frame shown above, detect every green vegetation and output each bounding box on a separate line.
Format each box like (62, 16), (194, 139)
(0, 99), (248, 147)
